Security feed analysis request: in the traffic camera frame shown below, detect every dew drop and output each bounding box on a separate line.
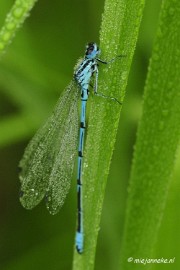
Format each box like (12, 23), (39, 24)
(13, 7), (24, 18)
(121, 71), (127, 81)
(2, 32), (10, 42)
(15, 0), (22, 7)
(6, 22), (16, 31)
(84, 162), (88, 168)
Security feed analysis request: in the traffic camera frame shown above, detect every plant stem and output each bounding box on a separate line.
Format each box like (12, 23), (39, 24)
(73, 0), (145, 269)
(120, 0), (180, 268)
(0, 0), (37, 58)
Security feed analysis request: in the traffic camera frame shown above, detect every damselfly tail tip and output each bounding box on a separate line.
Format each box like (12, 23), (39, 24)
(76, 232), (84, 254)
(76, 245), (83, 254)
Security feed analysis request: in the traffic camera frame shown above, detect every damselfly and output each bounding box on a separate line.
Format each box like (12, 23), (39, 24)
(19, 42), (122, 254)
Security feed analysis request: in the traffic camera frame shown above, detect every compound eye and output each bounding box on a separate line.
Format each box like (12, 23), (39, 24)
(86, 43), (95, 55)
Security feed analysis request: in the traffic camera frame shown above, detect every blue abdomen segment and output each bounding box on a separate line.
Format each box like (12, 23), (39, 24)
(76, 231), (84, 254)
(76, 87), (88, 253)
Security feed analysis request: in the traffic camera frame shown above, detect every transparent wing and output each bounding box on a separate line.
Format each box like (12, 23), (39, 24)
(19, 81), (79, 214)
(45, 98), (79, 214)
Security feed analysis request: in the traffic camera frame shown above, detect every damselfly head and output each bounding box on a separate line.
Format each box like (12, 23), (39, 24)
(85, 42), (100, 59)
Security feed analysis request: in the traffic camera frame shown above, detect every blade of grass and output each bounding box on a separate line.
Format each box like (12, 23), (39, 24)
(120, 0), (180, 268)
(73, 0), (145, 269)
(0, 0), (38, 57)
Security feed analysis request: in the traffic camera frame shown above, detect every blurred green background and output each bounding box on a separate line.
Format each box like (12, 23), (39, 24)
(0, 0), (179, 269)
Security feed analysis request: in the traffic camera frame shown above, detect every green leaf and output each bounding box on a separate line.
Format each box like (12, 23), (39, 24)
(120, 0), (180, 268)
(73, 0), (145, 269)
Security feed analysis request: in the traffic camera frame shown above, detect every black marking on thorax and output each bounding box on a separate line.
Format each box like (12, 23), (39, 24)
(75, 59), (96, 78)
